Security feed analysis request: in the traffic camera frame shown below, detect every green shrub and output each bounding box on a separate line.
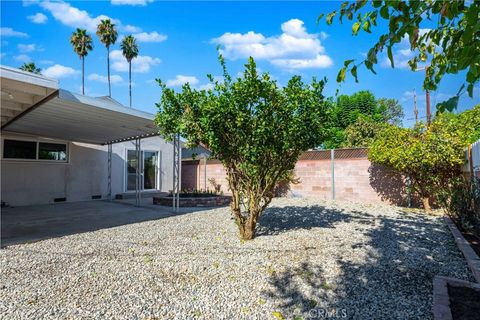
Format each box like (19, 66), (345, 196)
(438, 177), (480, 236)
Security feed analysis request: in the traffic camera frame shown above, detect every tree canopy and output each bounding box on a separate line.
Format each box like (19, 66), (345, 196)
(320, 0), (480, 97)
(322, 91), (403, 148)
(155, 56), (330, 239)
(19, 62), (41, 74)
(368, 105), (480, 211)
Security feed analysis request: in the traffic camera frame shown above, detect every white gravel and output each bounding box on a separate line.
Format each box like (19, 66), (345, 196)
(0, 198), (474, 319)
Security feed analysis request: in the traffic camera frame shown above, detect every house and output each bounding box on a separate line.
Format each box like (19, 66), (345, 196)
(1, 65), (175, 207)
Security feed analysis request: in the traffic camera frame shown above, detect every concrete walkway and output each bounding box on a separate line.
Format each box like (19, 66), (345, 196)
(1, 200), (177, 247)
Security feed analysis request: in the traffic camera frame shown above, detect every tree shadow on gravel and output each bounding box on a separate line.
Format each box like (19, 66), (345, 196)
(256, 205), (352, 237)
(262, 211), (473, 319)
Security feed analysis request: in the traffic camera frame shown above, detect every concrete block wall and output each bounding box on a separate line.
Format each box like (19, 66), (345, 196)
(181, 151), (407, 205)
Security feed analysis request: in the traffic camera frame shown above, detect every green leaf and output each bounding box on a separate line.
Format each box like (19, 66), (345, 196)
(387, 46), (394, 68)
(272, 311), (285, 320)
(351, 65), (358, 82)
(380, 6), (389, 19)
(362, 20), (371, 33)
(326, 11), (337, 25)
(337, 67), (347, 82)
(344, 59), (354, 67)
(352, 22), (361, 35)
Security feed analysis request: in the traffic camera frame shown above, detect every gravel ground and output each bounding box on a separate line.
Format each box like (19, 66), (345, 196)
(0, 198), (474, 319)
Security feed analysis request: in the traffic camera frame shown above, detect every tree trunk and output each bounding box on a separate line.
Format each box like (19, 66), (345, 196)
(129, 61), (132, 107)
(422, 196), (431, 212)
(82, 57), (85, 95)
(107, 46), (111, 97)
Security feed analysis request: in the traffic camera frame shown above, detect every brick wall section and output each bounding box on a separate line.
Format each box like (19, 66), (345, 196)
(181, 149), (407, 205)
(290, 159), (332, 200)
(181, 160), (199, 190)
(204, 162), (230, 194)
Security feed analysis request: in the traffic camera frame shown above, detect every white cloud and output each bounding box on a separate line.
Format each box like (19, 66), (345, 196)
(39, 1), (117, 32)
(110, 49), (161, 73)
(0, 27), (28, 37)
(133, 31), (167, 43)
(124, 24), (142, 33)
(27, 12), (48, 24)
(111, 0), (153, 6)
(17, 43), (37, 53)
(43, 64), (79, 79)
(39, 59), (54, 65)
(14, 54), (32, 63)
(271, 55), (334, 69)
(22, 0), (40, 7)
(87, 73), (125, 84)
(212, 18), (333, 70)
(166, 75), (199, 87)
(37, 1), (162, 42)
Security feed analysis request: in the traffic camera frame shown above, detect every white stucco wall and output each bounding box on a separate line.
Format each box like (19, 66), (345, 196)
(1, 132), (174, 206)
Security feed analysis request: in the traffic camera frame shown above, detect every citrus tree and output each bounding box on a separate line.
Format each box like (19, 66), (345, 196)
(368, 105), (480, 211)
(155, 56), (330, 240)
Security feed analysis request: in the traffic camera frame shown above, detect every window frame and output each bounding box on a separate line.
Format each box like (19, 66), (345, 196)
(1, 136), (69, 163)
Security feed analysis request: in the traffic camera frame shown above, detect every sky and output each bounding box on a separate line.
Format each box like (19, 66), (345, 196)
(1, 0), (478, 127)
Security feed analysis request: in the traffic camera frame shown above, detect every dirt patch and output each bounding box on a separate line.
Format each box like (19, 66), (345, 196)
(448, 284), (480, 320)
(451, 217), (480, 256)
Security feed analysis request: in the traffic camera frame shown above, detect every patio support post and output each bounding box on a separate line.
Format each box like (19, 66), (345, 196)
(204, 155), (207, 191)
(107, 143), (112, 201)
(135, 138), (141, 207)
(331, 149), (335, 200)
(172, 134), (181, 212)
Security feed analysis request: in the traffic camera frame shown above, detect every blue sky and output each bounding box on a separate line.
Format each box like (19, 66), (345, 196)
(1, 0), (478, 127)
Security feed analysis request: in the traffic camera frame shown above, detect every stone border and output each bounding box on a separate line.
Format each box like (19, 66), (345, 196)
(153, 195), (231, 207)
(433, 275), (480, 320)
(444, 216), (480, 282)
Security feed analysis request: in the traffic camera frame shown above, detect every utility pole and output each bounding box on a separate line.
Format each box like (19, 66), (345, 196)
(413, 88), (418, 125)
(414, 66), (431, 125)
(425, 67), (431, 125)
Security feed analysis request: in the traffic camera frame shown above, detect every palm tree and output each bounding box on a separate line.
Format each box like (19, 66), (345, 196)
(19, 62), (41, 74)
(96, 19), (118, 97)
(70, 28), (93, 95)
(120, 35), (138, 107)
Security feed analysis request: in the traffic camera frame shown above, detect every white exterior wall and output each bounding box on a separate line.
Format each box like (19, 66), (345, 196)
(1, 132), (174, 206)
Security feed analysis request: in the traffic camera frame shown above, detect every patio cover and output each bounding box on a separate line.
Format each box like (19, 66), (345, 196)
(1, 65), (159, 145)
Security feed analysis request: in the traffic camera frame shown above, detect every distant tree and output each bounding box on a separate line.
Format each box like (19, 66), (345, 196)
(155, 56), (330, 240)
(343, 116), (387, 147)
(377, 98), (404, 125)
(70, 28), (93, 95)
(322, 91), (403, 148)
(368, 105), (480, 211)
(320, 1), (480, 97)
(96, 19), (118, 97)
(121, 35), (139, 107)
(337, 90), (377, 128)
(19, 62), (41, 74)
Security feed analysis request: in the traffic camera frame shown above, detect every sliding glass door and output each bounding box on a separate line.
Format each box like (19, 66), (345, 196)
(126, 150), (158, 191)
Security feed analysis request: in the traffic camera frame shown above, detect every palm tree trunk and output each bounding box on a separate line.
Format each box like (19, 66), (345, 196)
(107, 46), (111, 97)
(82, 56), (85, 95)
(129, 61), (132, 107)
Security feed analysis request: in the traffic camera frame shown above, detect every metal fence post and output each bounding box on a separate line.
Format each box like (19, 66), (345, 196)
(107, 143), (112, 200)
(331, 149), (335, 200)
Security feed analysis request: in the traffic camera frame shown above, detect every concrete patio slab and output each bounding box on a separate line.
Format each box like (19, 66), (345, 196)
(1, 200), (175, 247)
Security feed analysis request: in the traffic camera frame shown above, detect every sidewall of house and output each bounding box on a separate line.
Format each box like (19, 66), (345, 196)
(1, 133), (174, 206)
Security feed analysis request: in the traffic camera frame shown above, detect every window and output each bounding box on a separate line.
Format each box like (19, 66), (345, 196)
(3, 140), (36, 159)
(39, 142), (67, 161)
(3, 139), (68, 161)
